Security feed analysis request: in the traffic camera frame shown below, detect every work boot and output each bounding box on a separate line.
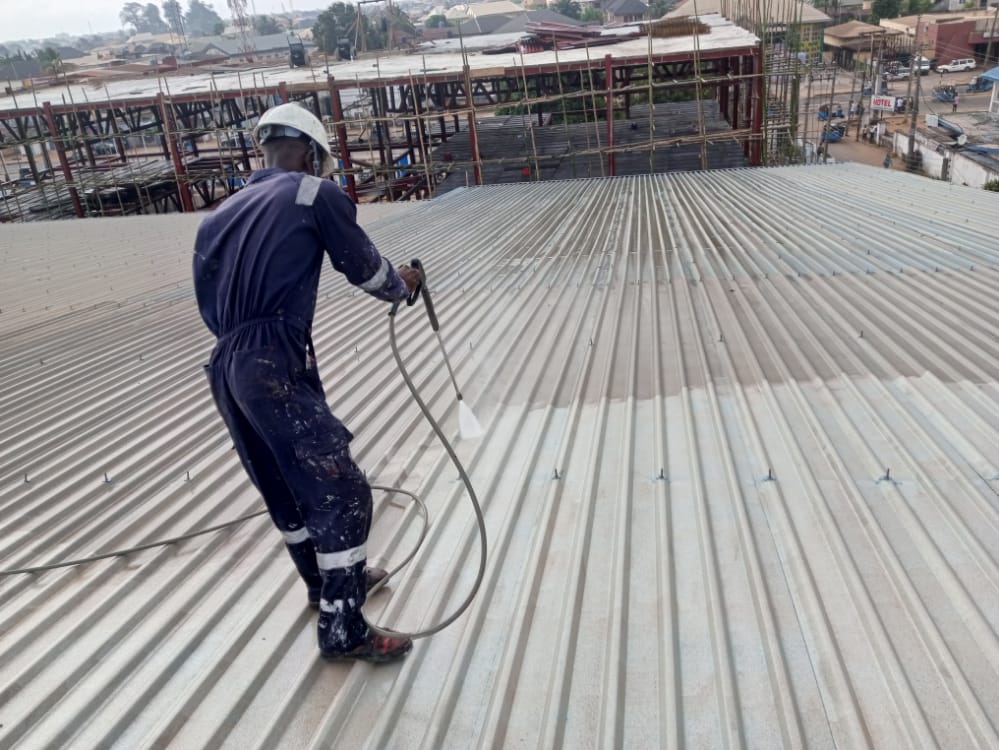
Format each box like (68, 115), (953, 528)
(307, 566), (389, 609)
(320, 630), (413, 663)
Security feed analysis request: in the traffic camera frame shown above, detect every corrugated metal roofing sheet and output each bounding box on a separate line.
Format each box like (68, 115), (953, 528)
(1, 165), (998, 749)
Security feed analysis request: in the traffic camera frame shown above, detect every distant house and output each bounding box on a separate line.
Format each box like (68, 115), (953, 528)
(454, 6), (583, 35)
(669, 0), (830, 58)
(1, 58), (44, 82)
(824, 20), (902, 68)
(879, 10), (999, 64)
(188, 33), (312, 62)
(55, 46), (87, 60)
(605, 0), (650, 24)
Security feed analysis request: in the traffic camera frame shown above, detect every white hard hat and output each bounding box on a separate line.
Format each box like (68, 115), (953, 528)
(254, 102), (335, 176)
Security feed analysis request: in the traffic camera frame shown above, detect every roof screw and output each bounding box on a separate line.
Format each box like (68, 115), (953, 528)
(104, 472), (112, 484)
(24, 473), (30, 483)
(882, 468), (891, 482)
(185, 470), (191, 481)
(718, 333), (724, 342)
(658, 467), (666, 480)
(588, 337), (593, 346)
(764, 467), (775, 482)
(553, 468), (560, 480)
(859, 330), (864, 338)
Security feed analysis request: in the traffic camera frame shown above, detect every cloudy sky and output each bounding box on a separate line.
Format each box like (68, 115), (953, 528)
(1, 0), (317, 44)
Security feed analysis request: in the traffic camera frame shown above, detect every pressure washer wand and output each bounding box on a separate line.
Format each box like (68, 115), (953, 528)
(407, 259), (462, 400)
(393, 259), (483, 440)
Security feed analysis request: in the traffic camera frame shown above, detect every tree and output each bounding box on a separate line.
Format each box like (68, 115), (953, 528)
(425, 14), (448, 28)
(649, 0), (672, 17)
(904, 0), (931, 13)
(185, 0), (225, 36)
(580, 6), (603, 22)
(869, 0), (900, 22)
(120, 2), (145, 31)
(552, 0), (581, 20)
(143, 3), (170, 32)
(36, 47), (64, 76)
(313, 2), (359, 54)
(253, 15), (283, 34)
(163, 0), (186, 39)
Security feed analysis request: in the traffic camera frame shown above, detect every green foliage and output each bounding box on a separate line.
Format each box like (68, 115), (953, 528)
(313, 2), (359, 54)
(143, 3), (170, 32)
(904, 0), (931, 13)
(869, 0), (900, 23)
(121, 1), (171, 32)
(35, 47), (63, 75)
(424, 14), (448, 28)
(253, 15), (283, 34)
(162, 0), (186, 38)
(185, 0), (225, 36)
(649, 0), (673, 18)
(552, 0), (582, 20)
(120, 2), (145, 31)
(984, 179), (999, 192)
(581, 7), (604, 22)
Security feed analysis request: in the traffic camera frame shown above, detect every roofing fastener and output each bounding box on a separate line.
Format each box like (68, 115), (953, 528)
(553, 468), (560, 480)
(24, 473), (29, 483)
(763, 467), (775, 482)
(658, 468), (666, 480)
(104, 472), (112, 484)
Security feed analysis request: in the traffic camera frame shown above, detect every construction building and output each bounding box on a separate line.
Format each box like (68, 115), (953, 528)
(1, 6), (822, 223)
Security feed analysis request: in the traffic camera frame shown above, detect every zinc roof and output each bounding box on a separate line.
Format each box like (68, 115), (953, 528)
(1, 165), (998, 748)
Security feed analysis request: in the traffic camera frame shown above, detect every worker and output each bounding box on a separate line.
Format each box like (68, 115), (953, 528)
(193, 102), (420, 663)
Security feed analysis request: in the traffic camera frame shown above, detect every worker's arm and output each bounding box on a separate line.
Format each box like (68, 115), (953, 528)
(313, 180), (415, 301)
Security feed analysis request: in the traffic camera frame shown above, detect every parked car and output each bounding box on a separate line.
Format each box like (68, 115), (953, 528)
(91, 140), (117, 155)
(966, 75), (992, 92)
(821, 122), (847, 143)
(938, 58), (976, 73)
(933, 85), (958, 103)
(886, 67), (910, 81)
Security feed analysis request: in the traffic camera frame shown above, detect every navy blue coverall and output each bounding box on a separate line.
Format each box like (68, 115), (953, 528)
(193, 168), (408, 653)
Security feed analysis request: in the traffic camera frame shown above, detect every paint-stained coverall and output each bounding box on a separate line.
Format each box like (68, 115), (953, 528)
(193, 168), (408, 653)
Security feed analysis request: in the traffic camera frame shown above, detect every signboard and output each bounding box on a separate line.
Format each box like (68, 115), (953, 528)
(871, 95), (895, 111)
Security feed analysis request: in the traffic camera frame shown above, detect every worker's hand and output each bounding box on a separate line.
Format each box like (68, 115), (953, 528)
(398, 264), (421, 293)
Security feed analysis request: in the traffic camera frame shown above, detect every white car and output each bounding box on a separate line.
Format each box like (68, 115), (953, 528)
(938, 59), (976, 73)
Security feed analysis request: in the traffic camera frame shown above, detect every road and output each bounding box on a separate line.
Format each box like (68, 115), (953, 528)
(797, 67), (994, 168)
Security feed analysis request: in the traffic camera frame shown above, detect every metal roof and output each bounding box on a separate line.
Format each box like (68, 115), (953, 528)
(1, 165), (999, 749)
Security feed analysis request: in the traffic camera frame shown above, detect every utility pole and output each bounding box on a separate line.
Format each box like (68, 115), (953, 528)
(822, 66), (838, 162)
(985, 3), (999, 69)
(906, 15), (924, 169)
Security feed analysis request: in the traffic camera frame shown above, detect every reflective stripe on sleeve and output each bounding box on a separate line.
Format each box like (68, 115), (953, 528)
(316, 543), (366, 570)
(359, 257), (390, 292)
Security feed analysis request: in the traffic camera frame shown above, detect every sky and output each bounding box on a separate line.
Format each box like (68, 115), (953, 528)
(0, 0), (321, 45)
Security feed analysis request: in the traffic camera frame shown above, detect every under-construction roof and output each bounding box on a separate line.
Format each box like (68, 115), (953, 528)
(2, 165), (999, 748)
(670, 0), (831, 25)
(0, 14), (758, 112)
